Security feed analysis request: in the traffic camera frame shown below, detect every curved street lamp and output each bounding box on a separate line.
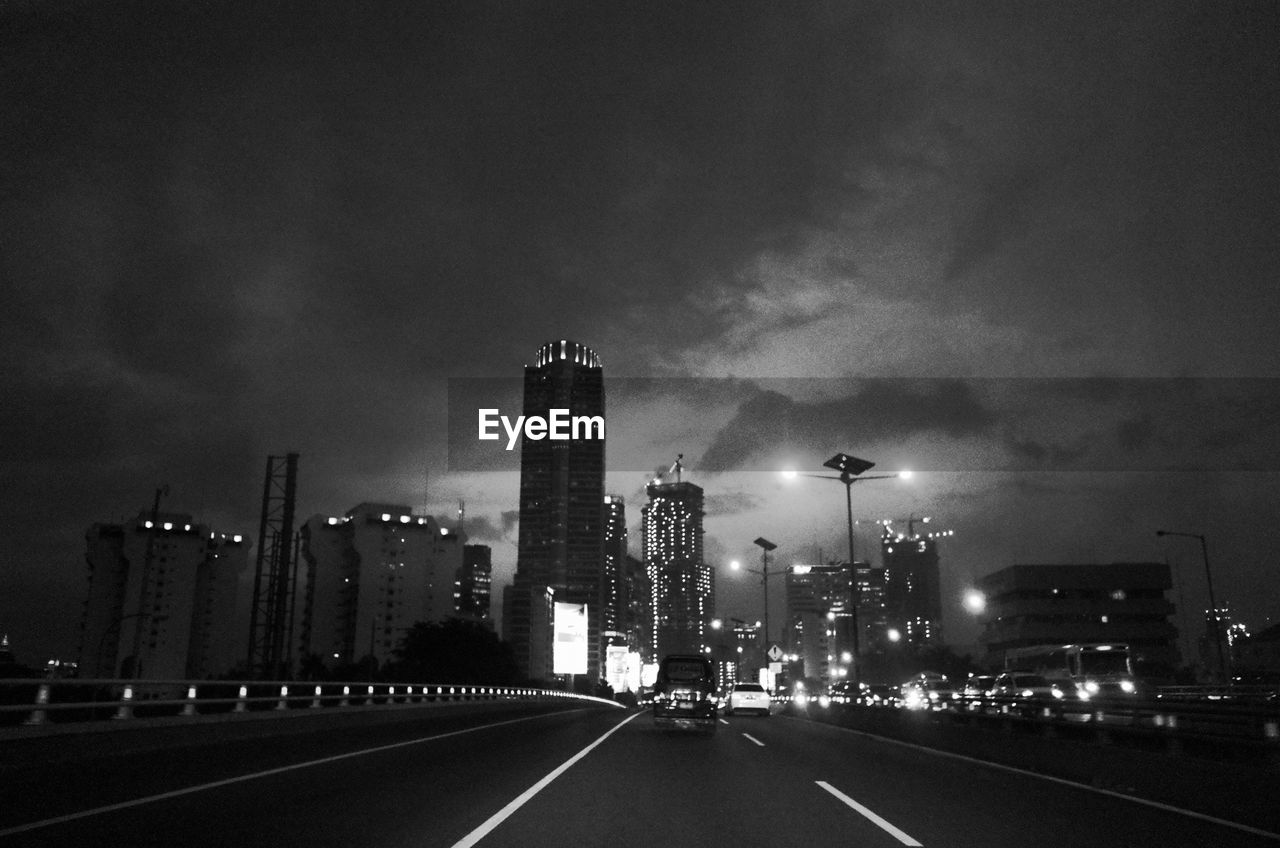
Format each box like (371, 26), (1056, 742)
(731, 538), (782, 648)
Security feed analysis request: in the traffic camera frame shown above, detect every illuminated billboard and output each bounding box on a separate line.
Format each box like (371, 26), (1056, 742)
(553, 602), (588, 675)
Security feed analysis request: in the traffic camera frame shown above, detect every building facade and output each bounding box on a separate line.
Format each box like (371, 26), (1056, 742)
(503, 340), (606, 682)
(643, 480), (712, 659)
(455, 544), (493, 623)
(80, 512), (247, 679)
(881, 520), (943, 645)
(976, 562), (1179, 671)
(298, 503), (463, 671)
(785, 563), (856, 685)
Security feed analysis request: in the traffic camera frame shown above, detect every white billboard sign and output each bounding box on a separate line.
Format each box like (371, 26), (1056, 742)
(553, 602), (589, 675)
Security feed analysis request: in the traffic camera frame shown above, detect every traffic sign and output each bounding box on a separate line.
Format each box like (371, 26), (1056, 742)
(766, 643), (784, 663)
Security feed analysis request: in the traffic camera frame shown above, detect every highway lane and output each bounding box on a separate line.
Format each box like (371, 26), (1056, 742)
(3, 706), (1278, 847)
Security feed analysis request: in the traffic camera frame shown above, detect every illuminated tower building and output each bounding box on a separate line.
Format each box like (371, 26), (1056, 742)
(881, 518), (945, 645)
(602, 495), (628, 649)
(503, 340), (606, 681)
(643, 480), (711, 659)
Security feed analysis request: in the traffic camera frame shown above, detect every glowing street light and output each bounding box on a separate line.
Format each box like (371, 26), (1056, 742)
(963, 589), (986, 615)
(731, 539), (782, 647)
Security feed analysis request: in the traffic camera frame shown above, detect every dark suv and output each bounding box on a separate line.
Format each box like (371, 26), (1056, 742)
(652, 654), (718, 733)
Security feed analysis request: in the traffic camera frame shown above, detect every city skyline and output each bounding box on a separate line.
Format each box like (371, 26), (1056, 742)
(3, 2), (1279, 671)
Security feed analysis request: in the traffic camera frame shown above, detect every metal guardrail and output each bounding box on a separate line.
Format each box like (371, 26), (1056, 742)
(0, 678), (620, 730)
(803, 688), (1280, 749)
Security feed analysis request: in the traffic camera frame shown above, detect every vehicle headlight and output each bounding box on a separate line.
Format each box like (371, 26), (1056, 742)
(1020, 689), (1033, 698)
(1076, 686), (1091, 701)
(1120, 680), (1135, 694)
(1051, 687), (1064, 699)
(1085, 681), (1099, 694)
(818, 695), (831, 708)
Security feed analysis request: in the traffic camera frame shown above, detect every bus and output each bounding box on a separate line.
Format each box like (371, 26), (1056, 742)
(1002, 643), (1141, 700)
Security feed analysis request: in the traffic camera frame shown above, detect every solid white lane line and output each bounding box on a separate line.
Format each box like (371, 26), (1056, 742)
(786, 715), (1280, 842)
(0, 709), (597, 839)
(450, 711), (642, 848)
(816, 781), (923, 846)
(741, 732), (765, 746)
(719, 718), (730, 725)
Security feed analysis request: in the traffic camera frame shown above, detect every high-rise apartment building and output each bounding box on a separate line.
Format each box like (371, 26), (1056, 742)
(80, 512), (247, 679)
(643, 480), (711, 659)
(504, 340), (606, 682)
(298, 503), (463, 671)
(455, 544), (493, 623)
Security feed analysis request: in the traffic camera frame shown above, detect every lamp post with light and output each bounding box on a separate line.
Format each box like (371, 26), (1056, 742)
(1156, 530), (1229, 684)
(785, 454), (910, 685)
(731, 537), (782, 649)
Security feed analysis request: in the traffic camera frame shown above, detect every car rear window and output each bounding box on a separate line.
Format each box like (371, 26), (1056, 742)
(734, 684), (764, 692)
(661, 658), (711, 681)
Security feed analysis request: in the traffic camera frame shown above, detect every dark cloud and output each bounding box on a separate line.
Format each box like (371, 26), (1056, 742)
(459, 513), (510, 544)
(2, 0), (1278, 662)
(699, 380), (997, 471)
(703, 492), (763, 517)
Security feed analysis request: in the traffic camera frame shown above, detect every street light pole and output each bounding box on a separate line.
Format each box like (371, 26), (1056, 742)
(754, 537), (778, 646)
(1157, 530), (1229, 684)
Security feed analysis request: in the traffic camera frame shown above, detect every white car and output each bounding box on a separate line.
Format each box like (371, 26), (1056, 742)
(725, 682), (771, 716)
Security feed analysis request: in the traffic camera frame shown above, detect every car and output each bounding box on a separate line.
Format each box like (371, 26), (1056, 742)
(725, 682), (771, 716)
(902, 671), (958, 710)
(961, 674), (997, 710)
(652, 654), (718, 733)
(989, 671), (1067, 717)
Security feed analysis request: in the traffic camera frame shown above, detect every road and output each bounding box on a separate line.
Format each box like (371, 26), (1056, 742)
(2, 704), (1277, 847)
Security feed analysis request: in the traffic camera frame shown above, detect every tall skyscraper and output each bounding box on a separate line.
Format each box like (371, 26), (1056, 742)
(504, 340), (606, 681)
(298, 503), (463, 671)
(881, 521), (943, 645)
(602, 494), (627, 650)
(643, 480), (711, 659)
(80, 512), (247, 679)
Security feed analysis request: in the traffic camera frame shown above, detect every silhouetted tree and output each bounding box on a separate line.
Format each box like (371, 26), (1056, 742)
(388, 619), (519, 685)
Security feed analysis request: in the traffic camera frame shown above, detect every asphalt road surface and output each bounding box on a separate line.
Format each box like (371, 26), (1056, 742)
(2, 705), (1277, 847)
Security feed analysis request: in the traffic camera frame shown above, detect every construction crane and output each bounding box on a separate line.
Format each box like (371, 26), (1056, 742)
(650, 453), (684, 485)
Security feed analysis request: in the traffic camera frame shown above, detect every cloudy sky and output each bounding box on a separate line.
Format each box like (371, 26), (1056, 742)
(3, 0), (1277, 667)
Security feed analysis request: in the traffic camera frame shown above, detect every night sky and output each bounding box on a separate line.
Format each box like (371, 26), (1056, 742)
(3, 1), (1278, 668)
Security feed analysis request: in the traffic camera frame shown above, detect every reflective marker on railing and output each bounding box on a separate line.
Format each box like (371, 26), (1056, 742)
(182, 685), (198, 716)
(114, 685), (135, 720)
(1266, 722), (1279, 741)
(312, 685), (322, 708)
(235, 685), (248, 713)
(24, 684), (50, 726)
(341, 685), (350, 707)
(276, 685), (289, 710)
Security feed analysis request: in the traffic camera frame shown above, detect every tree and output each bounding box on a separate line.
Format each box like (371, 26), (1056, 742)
(388, 619), (519, 685)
